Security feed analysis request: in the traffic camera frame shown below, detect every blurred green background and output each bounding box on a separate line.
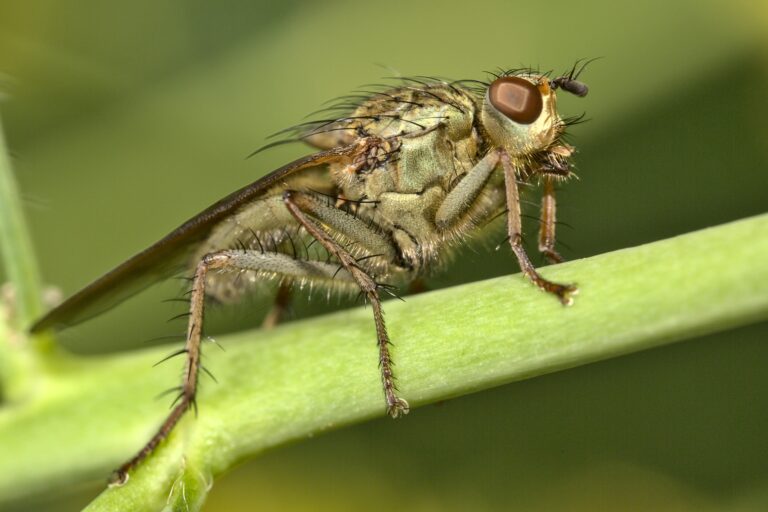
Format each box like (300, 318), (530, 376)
(1, 0), (767, 510)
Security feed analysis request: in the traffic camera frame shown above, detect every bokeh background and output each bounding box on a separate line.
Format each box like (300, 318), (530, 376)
(1, 0), (767, 510)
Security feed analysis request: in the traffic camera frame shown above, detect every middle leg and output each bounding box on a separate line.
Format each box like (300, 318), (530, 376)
(283, 190), (410, 418)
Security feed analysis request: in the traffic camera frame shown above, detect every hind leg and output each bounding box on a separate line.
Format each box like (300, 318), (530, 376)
(109, 251), (359, 485)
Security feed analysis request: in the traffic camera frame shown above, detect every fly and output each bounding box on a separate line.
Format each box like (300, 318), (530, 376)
(30, 61), (592, 485)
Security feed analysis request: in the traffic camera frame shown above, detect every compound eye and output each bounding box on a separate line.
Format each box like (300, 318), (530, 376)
(488, 76), (543, 124)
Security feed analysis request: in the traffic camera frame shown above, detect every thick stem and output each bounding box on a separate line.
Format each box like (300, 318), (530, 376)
(0, 214), (765, 511)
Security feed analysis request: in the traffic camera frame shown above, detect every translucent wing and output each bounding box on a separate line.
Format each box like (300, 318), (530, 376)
(30, 145), (356, 332)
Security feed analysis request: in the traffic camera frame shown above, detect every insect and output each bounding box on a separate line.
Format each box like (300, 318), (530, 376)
(30, 62), (591, 485)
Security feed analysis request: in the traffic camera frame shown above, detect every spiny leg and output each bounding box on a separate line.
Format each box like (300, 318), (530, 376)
(501, 151), (577, 305)
(538, 176), (565, 264)
(110, 251), (359, 485)
(110, 253), (225, 485)
(283, 190), (409, 418)
(285, 189), (397, 262)
(433, 147), (575, 305)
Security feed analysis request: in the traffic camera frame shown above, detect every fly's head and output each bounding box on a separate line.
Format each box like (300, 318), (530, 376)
(479, 71), (588, 159)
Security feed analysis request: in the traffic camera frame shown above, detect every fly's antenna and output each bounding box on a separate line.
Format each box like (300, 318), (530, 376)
(550, 57), (602, 97)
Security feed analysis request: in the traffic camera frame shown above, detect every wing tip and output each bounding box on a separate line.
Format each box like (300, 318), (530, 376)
(29, 309), (65, 333)
(29, 319), (51, 334)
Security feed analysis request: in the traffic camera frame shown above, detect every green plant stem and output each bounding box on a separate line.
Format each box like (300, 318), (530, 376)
(0, 114), (43, 328)
(0, 214), (766, 511)
(0, 113), (48, 403)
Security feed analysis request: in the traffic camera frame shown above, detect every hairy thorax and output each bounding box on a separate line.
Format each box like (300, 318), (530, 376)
(318, 84), (503, 272)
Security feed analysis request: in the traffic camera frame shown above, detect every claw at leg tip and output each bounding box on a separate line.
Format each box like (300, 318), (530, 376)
(387, 398), (410, 418)
(108, 471), (129, 488)
(562, 285), (579, 306)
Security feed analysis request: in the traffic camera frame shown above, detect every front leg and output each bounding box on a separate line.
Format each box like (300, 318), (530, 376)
(501, 152), (577, 305)
(433, 148), (577, 305)
(435, 148), (501, 229)
(283, 190), (410, 418)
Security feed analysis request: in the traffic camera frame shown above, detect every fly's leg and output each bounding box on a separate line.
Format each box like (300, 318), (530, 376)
(434, 148), (575, 304)
(110, 253), (224, 485)
(501, 152), (577, 306)
(110, 252), (360, 485)
(435, 149), (501, 228)
(283, 190), (410, 418)
(538, 176), (564, 264)
(262, 283), (292, 329)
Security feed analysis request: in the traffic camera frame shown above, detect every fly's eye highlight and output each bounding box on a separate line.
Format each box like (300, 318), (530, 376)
(488, 76), (543, 124)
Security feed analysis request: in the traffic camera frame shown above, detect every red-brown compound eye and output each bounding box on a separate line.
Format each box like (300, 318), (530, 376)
(488, 76), (543, 124)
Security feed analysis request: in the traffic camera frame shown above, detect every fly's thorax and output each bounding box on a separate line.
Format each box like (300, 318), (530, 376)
(330, 111), (480, 201)
(480, 75), (562, 157)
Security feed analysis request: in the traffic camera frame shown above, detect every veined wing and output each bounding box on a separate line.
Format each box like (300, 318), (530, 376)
(30, 145), (356, 333)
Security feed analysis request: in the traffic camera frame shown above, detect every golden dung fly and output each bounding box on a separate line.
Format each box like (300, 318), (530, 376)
(31, 62), (591, 484)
